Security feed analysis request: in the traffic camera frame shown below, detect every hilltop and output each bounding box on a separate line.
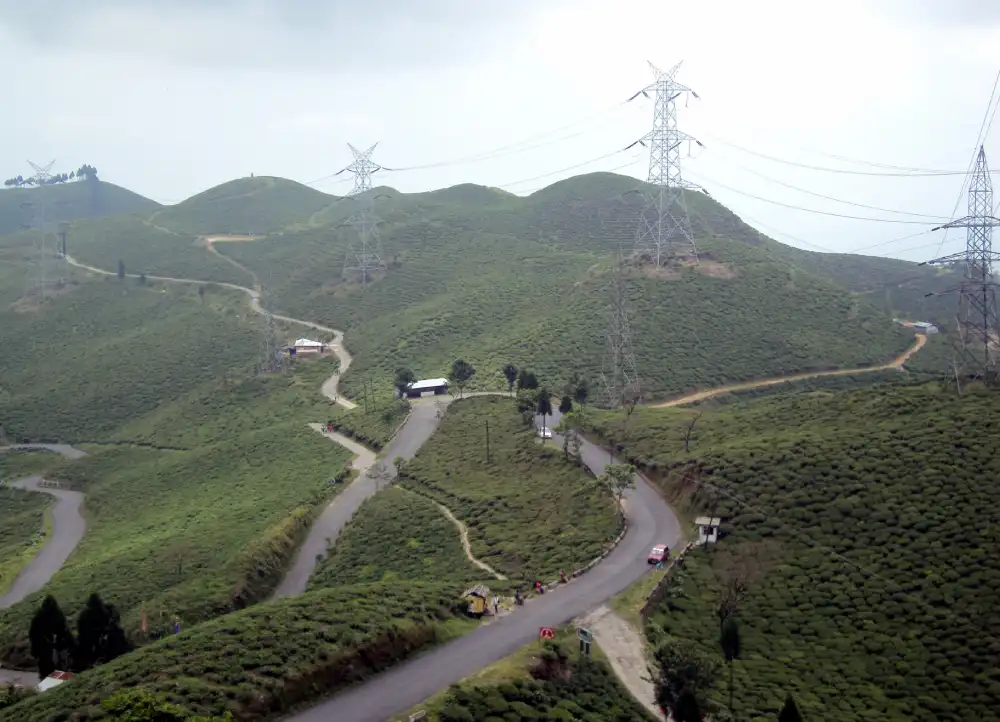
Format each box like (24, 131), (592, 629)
(50, 170), (948, 404)
(149, 176), (336, 235)
(0, 180), (159, 236)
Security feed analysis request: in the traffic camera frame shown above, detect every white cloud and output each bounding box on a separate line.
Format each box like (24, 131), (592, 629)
(3, 0), (1000, 261)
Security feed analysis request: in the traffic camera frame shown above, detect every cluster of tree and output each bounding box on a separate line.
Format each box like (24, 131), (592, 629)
(3, 164), (98, 188)
(27, 593), (132, 680)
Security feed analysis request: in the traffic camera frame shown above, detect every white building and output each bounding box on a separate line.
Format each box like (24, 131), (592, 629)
(293, 338), (327, 353)
(695, 516), (722, 545)
(911, 322), (939, 334)
(405, 378), (449, 398)
(37, 670), (73, 692)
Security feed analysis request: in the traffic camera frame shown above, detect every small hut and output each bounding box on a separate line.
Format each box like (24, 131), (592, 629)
(462, 584), (492, 617)
(696, 516), (722, 545)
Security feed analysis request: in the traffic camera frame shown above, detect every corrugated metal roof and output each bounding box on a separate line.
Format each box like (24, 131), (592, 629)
(409, 378), (449, 391)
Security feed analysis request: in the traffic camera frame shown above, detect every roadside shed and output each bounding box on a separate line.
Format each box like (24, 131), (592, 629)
(405, 378), (449, 398)
(696, 516), (722, 545)
(293, 338), (327, 354)
(463, 584), (492, 617)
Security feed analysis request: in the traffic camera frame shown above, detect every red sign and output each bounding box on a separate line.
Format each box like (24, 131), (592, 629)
(539, 627), (555, 640)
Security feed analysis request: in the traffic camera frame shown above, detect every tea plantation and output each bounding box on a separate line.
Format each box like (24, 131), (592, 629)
(592, 384), (1000, 721)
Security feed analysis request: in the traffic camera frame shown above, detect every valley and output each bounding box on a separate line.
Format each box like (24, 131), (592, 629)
(0, 166), (992, 722)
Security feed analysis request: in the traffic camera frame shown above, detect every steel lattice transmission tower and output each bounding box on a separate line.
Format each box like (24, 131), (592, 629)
(337, 143), (387, 284)
(24, 160), (56, 300)
(626, 61), (702, 267)
(600, 245), (641, 409)
(924, 145), (1000, 383)
(256, 278), (287, 376)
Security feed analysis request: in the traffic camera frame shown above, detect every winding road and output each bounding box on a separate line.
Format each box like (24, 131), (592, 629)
(0, 445), (88, 612)
(1, 252), (923, 710)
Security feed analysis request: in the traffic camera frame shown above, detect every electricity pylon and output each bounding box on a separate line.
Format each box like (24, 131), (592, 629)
(923, 145), (1000, 382)
(600, 244), (641, 409)
(25, 160), (56, 300)
(256, 282), (287, 375)
(338, 143), (387, 284)
(626, 61), (702, 267)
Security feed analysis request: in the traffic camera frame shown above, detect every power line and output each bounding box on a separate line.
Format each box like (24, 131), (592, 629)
(712, 152), (951, 220)
(703, 132), (1000, 177)
(687, 169), (940, 225)
(389, 102), (630, 173)
(493, 147), (635, 190)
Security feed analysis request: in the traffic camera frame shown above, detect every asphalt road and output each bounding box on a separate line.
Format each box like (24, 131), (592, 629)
(273, 398), (454, 599)
(284, 406), (682, 722)
(0, 445), (88, 610)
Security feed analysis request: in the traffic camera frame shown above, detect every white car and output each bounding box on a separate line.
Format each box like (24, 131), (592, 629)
(537, 426), (552, 439)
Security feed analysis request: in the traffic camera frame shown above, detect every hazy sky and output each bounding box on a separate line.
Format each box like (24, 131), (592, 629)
(4, 0), (1000, 261)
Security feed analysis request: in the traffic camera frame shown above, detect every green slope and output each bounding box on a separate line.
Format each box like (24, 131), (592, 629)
(150, 176), (336, 235)
(591, 384), (1000, 721)
(216, 174), (919, 401)
(0, 180), (160, 236)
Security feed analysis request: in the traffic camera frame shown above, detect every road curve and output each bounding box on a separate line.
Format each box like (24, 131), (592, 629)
(63, 255), (356, 410)
(284, 406), (682, 722)
(652, 333), (927, 408)
(0, 444), (88, 611)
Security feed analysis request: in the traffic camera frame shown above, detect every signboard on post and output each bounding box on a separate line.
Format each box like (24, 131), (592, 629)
(578, 627), (593, 656)
(539, 627), (555, 640)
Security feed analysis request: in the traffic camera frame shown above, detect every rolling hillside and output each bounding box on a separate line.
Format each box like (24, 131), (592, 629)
(588, 384), (1000, 721)
(32, 170), (947, 401)
(0, 180), (160, 236)
(149, 176), (336, 235)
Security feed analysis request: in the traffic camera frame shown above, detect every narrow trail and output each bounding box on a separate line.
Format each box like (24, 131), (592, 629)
(202, 235), (260, 289)
(430, 498), (507, 581)
(579, 604), (664, 721)
(652, 333), (927, 408)
(63, 254), (356, 410)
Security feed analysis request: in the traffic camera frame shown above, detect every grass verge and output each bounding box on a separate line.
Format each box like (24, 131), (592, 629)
(0, 488), (51, 598)
(401, 396), (621, 583)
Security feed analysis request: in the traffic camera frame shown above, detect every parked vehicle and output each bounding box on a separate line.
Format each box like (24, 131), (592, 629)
(647, 544), (668, 565)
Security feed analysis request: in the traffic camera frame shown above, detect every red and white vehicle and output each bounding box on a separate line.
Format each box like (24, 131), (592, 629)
(647, 544), (668, 565)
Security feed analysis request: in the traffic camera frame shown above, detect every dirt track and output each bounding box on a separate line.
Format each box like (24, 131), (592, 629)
(652, 333), (928, 408)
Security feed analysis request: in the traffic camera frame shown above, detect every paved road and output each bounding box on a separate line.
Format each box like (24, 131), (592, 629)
(284, 407), (682, 722)
(273, 398), (454, 598)
(0, 445), (88, 610)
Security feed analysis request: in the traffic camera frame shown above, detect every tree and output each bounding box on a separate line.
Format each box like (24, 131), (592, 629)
(76, 593), (133, 671)
(28, 595), (75, 679)
(393, 367), (416, 398)
(558, 395), (573, 414)
(502, 363), (518, 396)
(536, 388), (553, 433)
(719, 616), (741, 715)
(568, 372), (589, 407)
(516, 368), (538, 390)
(779, 695), (804, 722)
(449, 359), (475, 398)
(652, 637), (720, 721)
(599, 463), (635, 516)
(117, 260), (125, 281)
(138, 273), (147, 285)
(715, 540), (780, 627)
(76, 164), (98, 181)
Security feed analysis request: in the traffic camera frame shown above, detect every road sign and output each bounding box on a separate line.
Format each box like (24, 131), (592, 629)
(578, 628), (593, 644)
(539, 627), (555, 640)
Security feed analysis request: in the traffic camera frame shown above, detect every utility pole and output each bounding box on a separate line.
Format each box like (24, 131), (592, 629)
(485, 419), (491, 463)
(923, 146), (1000, 383)
(625, 61), (702, 268)
(600, 243), (641, 410)
(338, 143), (388, 284)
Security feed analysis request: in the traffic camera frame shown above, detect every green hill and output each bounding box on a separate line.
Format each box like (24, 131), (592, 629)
(149, 176), (336, 235)
(0, 180), (160, 236)
(589, 384), (1000, 721)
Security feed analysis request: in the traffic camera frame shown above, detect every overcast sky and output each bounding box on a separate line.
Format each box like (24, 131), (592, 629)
(3, 0), (1000, 261)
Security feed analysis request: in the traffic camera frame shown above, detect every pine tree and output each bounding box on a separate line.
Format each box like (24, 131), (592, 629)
(76, 593), (133, 671)
(779, 694), (804, 722)
(28, 596), (75, 679)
